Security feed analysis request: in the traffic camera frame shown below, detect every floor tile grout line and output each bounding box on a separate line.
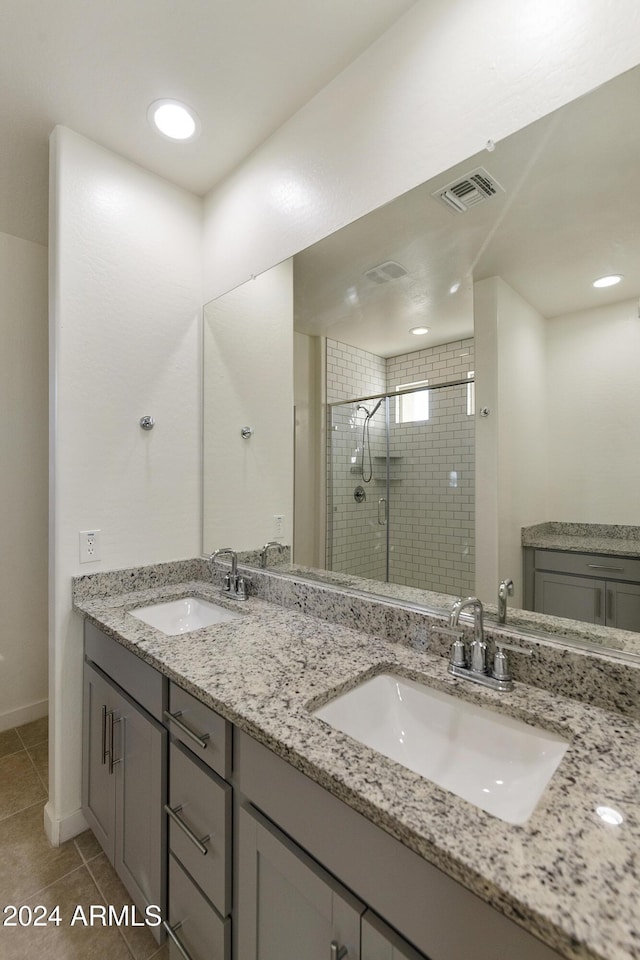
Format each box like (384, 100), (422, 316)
(23, 744), (49, 797)
(0, 797), (47, 825)
(84, 856), (138, 959)
(15, 725), (49, 752)
(17, 860), (91, 905)
(73, 836), (104, 865)
(0, 744), (28, 762)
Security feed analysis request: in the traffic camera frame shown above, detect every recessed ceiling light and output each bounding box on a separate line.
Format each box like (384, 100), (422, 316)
(148, 99), (200, 141)
(409, 326), (429, 336)
(592, 274), (622, 288)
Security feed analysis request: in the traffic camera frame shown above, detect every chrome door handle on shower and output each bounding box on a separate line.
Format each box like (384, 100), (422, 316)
(378, 498), (387, 525)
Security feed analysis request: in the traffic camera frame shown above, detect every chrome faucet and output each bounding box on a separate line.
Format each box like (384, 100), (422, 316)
(430, 596), (534, 692)
(448, 596), (487, 673)
(260, 540), (284, 568)
(498, 578), (514, 624)
(209, 547), (250, 601)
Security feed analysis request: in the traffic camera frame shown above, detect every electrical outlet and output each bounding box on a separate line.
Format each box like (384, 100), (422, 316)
(79, 529), (101, 563)
(273, 515), (284, 539)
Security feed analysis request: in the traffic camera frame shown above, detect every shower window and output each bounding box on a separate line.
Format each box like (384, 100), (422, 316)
(395, 380), (429, 423)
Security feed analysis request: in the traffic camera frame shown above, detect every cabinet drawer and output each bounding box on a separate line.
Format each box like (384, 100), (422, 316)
(85, 621), (165, 721)
(167, 854), (230, 960)
(168, 742), (231, 916)
(166, 683), (231, 779)
(534, 549), (640, 583)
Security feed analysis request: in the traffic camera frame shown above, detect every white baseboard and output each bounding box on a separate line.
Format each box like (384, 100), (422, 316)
(44, 801), (89, 847)
(0, 698), (48, 733)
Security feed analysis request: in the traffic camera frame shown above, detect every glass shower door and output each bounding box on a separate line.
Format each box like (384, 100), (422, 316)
(327, 382), (475, 596)
(327, 398), (388, 581)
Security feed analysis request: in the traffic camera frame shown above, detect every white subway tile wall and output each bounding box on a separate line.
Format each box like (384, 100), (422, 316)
(326, 338), (475, 595)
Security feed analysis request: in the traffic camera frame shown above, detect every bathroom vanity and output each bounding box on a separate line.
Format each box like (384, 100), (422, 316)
(75, 560), (640, 960)
(523, 523), (640, 632)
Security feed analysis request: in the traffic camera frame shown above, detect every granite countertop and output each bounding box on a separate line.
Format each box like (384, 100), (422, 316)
(522, 522), (640, 558)
(74, 575), (640, 960)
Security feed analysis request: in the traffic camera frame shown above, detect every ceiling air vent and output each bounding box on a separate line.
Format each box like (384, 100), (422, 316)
(433, 167), (505, 214)
(364, 260), (408, 284)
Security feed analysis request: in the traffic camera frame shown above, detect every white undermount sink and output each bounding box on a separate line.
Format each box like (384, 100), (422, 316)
(129, 596), (243, 635)
(312, 673), (568, 824)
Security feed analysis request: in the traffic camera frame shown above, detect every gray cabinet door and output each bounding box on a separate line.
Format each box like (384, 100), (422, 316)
(533, 571), (605, 624)
(362, 911), (427, 960)
(238, 804), (363, 960)
(114, 684), (167, 925)
(82, 662), (116, 859)
(83, 659), (166, 935)
(607, 580), (640, 631)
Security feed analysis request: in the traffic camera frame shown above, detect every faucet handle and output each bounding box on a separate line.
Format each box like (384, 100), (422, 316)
(492, 646), (511, 682)
(491, 641), (533, 682)
(430, 624), (466, 667)
(236, 574), (251, 600)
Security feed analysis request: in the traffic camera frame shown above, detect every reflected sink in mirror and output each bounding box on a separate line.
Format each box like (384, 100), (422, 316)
(129, 596), (243, 636)
(312, 673), (568, 824)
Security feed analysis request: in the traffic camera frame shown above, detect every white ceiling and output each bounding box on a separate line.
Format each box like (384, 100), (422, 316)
(0, 0), (417, 246)
(294, 65), (640, 356)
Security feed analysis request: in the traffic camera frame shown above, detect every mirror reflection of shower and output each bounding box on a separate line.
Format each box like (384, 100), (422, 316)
(356, 399), (383, 482)
(328, 377), (475, 596)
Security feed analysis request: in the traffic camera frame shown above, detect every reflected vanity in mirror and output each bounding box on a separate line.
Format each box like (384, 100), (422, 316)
(203, 64), (640, 659)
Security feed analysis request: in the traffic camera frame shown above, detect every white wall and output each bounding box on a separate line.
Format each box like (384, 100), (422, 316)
(47, 127), (203, 842)
(474, 280), (500, 603)
(203, 0), (640, 302)
(293, 332), (324, 568)
(475, 279), (547, 607)
(0, 231), (48, 731)
(495, 281), (547, 606)
(546, 298), (640, 523)
(202, 261), (294, 552)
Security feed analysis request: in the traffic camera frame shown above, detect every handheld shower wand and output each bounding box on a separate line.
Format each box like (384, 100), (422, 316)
(356, 399), (383, 482)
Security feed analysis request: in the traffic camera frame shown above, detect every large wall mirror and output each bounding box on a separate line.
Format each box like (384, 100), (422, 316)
(204, 65), (640, 658)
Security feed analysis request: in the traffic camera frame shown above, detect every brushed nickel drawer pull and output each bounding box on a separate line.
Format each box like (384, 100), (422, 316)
(108, 716), (124, 775)
(164, 803), (210, 856)
(101, 704), (108, 765)
(331, 943), (348, 960)
(163, 921), (194, 960)
(587, 564), (625, 572)
(607, 589), (615, 622)
(164, 710), (209, 750)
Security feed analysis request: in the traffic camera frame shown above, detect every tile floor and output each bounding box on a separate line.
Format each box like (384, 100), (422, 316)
(0, 718), (168, 959)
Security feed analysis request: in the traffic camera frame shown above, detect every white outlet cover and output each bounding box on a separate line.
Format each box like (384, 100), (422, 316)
(79, 529), (101, 563)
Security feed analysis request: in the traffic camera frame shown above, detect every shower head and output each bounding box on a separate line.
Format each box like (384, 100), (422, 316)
(356, 399), (383, 420)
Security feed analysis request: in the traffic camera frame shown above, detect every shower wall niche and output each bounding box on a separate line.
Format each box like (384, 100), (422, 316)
(326, 338), (475, 597)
